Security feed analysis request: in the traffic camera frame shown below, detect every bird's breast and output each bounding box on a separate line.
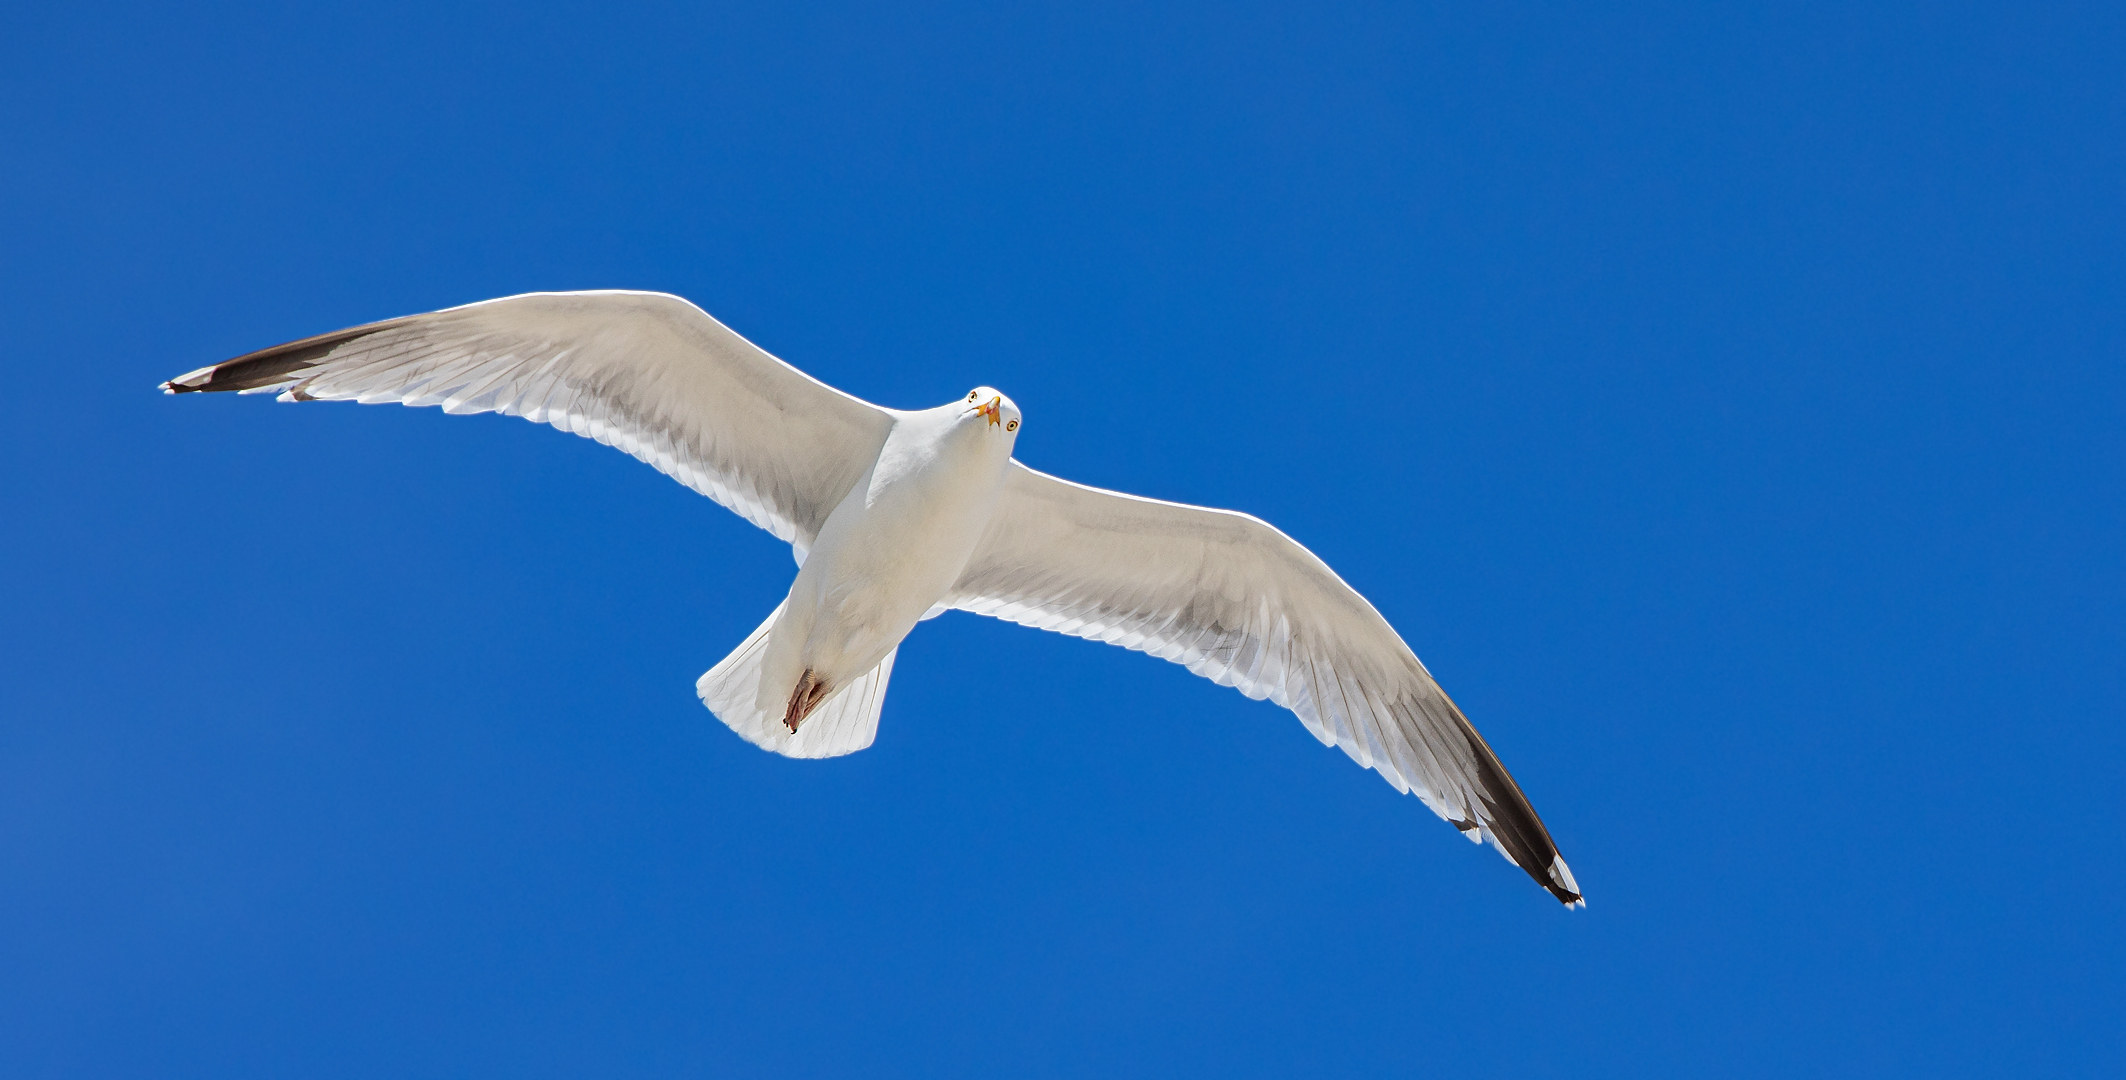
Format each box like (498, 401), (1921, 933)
(797, 425), (1009, 630)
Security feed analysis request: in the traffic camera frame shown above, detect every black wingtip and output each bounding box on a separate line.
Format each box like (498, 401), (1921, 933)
(158, 320), (400, 397)
(1451, 707), (1585, 909)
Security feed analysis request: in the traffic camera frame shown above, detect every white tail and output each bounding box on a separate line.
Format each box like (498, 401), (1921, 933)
(696, 602), (896, 759)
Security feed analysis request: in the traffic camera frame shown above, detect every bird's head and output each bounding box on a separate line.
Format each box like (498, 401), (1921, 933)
(957, 387), (1022, 440)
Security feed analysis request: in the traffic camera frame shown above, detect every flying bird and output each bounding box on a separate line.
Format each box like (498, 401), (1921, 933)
(163, 290), (1584, 907)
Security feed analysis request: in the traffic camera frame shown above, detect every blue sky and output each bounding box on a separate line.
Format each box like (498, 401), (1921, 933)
(3, 1), (2122, 1075)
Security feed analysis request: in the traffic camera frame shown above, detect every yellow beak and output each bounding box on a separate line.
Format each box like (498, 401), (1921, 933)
(977, 397), (1001, 427)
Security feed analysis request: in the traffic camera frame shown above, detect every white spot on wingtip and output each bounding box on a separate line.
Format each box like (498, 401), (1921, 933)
(167, 364), (217, 389)
(1547, 853), (1582, 895)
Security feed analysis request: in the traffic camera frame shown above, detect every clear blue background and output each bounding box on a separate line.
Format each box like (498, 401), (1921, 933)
(4, 2), (2121, 1075)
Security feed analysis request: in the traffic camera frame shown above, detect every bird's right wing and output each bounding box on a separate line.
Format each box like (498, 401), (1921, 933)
(950, 462), (1581, 906)
(162, 290), (895, 549)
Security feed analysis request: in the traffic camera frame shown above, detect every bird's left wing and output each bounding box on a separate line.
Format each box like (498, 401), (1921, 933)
(162, 290), (895, 549)
(950, 462), (1582, 906)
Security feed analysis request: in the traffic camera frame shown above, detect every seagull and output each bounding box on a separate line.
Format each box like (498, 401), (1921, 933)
(163, 290), (1584, 907)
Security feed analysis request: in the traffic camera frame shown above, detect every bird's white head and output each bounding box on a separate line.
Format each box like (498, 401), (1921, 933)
(957, 387), (1022, 442)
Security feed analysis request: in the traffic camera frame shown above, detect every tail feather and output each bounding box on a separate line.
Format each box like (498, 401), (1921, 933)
(696, 603), (895, 759)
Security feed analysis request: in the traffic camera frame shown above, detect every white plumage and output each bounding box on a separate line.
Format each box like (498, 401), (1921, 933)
(164, 289), (1583, 907)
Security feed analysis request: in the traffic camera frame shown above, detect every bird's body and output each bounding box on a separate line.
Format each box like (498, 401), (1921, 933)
(163, 289), (1584, 907)
(761, 390), (1020, 729)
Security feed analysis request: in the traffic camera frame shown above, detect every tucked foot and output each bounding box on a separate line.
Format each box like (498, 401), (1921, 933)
(783, 669), (832, 733)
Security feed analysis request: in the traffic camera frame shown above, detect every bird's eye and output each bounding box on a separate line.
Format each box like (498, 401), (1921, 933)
(1006, 420), (1018, 431)
(969, 391), (978, 402)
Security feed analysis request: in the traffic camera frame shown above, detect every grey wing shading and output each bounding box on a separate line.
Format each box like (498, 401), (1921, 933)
(949, 462), (1583, 906)
(162, 290), (895, 549)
